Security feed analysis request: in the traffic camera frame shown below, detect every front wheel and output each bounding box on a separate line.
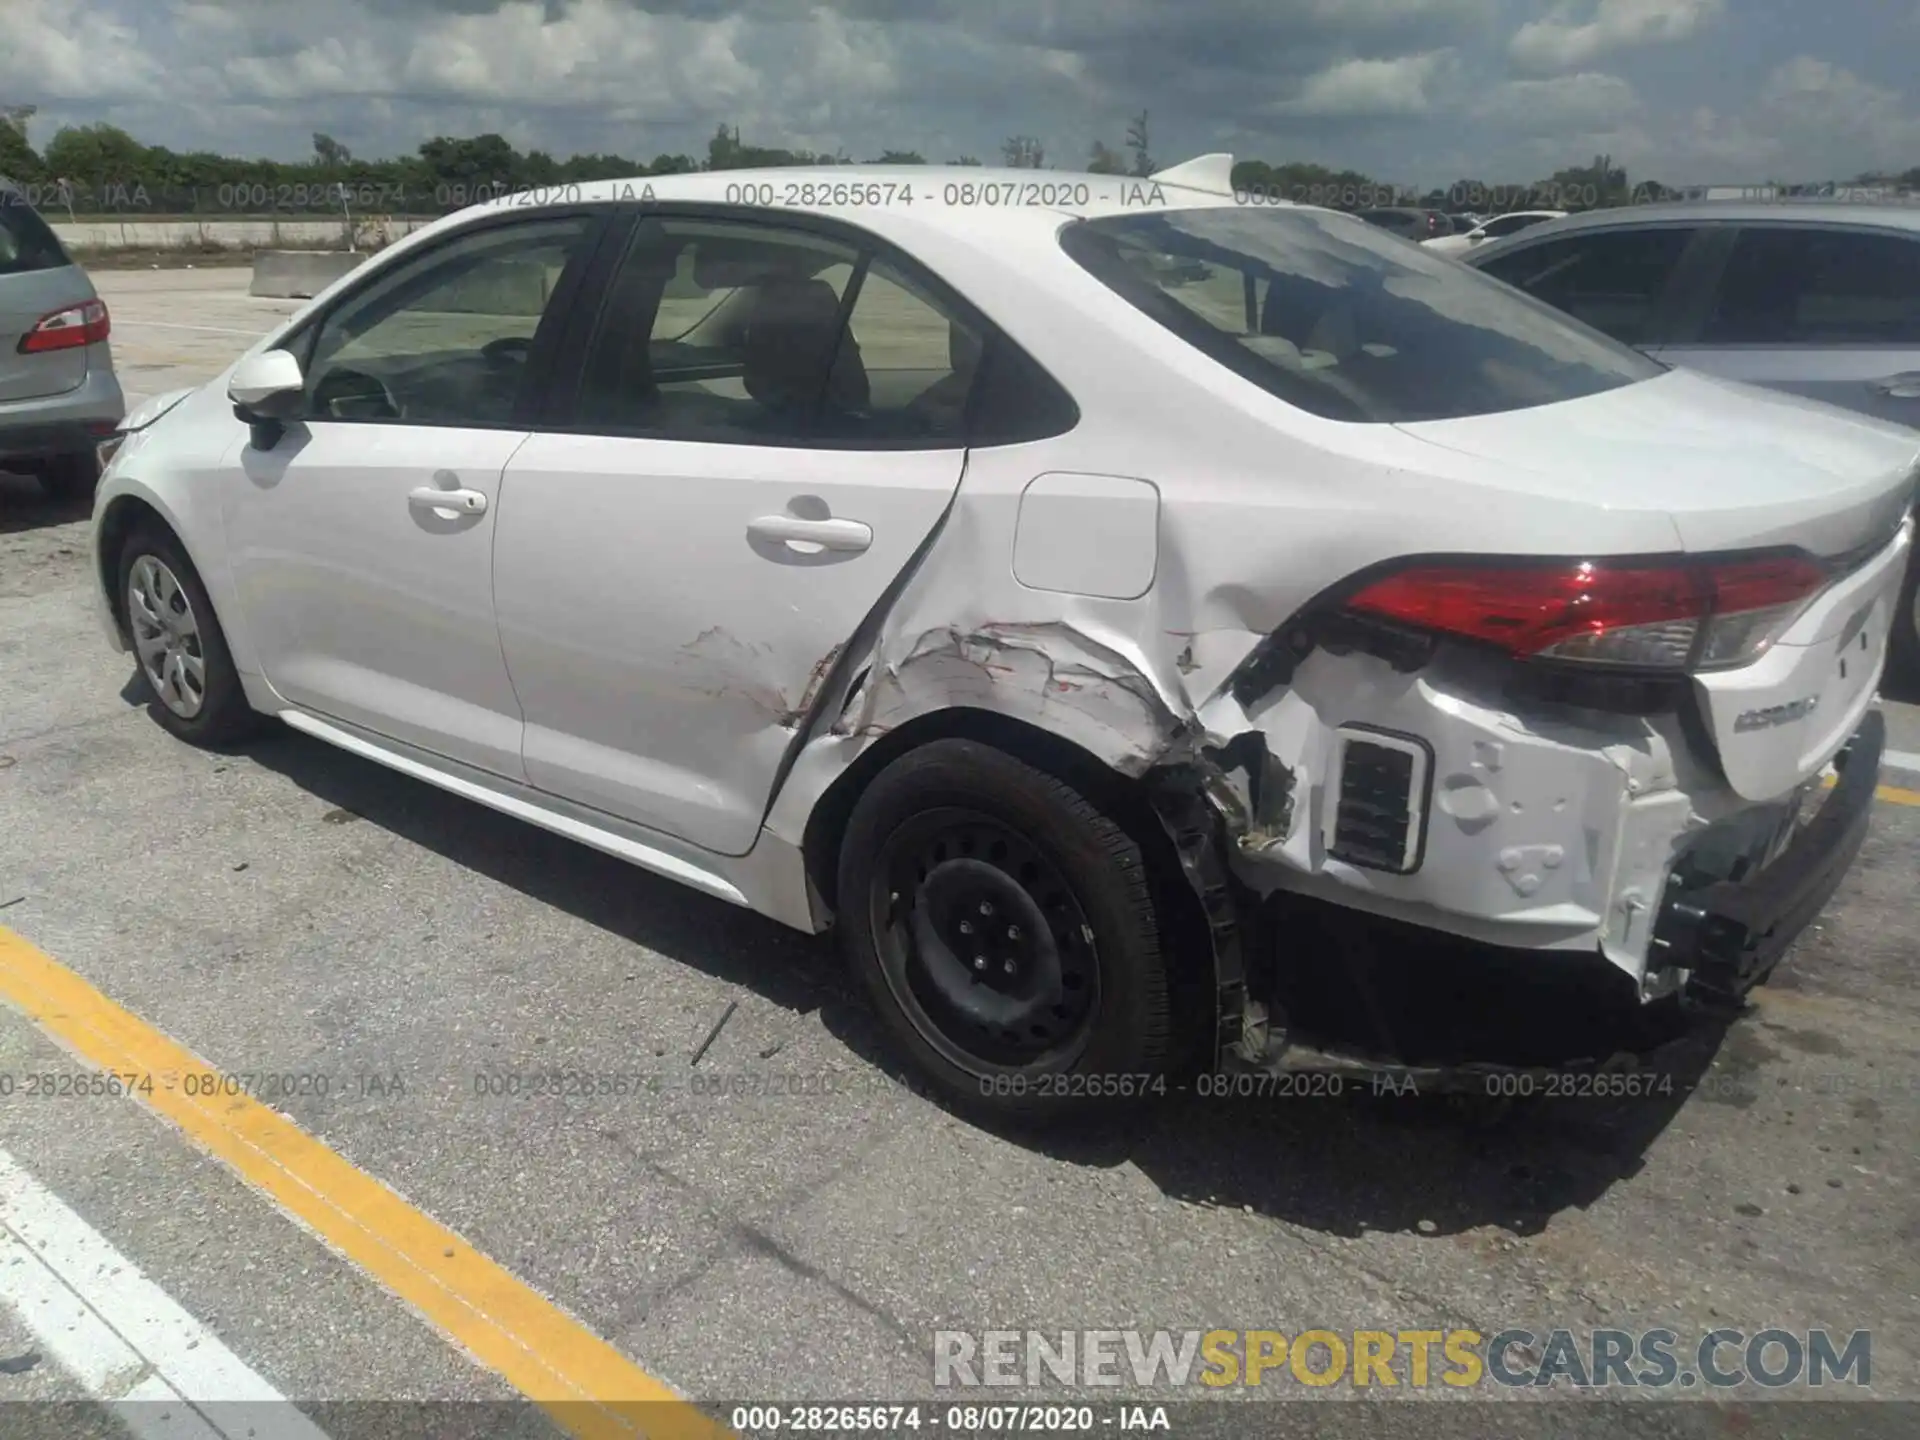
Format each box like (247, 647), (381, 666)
(837, 739), (1174, 1122)
(118, 525), (263, 745)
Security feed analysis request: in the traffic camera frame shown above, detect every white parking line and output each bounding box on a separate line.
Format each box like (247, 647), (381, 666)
(109, 320), (275, 336)
(1886, 748), (1920, 778)
(0, 1148), (330, 1440)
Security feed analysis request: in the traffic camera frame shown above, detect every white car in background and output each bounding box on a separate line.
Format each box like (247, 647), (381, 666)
(89, 157), (1915, 1119)
(1424, 209), (1568, 255)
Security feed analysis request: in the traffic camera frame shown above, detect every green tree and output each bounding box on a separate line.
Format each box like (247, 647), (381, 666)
(312, 133), (352, 167)
(43, 123), (148, 190)
(873, 149), (926, 164)
(1125, 110), (1153, 176)
(417, 133), (520, 195)
(1543, 153), (1627, 209)
(1001, 135), (1044, 168)
(0, 115), (39, 182)
(1087, 139), (1126, 174)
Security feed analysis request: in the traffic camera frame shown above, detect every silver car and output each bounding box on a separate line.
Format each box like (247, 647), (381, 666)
(1465, 200), (1920, 680)
(0, 179), (125, 499)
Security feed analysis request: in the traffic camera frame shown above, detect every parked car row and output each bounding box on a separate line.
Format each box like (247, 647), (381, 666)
(1458, 199), (1920, 681)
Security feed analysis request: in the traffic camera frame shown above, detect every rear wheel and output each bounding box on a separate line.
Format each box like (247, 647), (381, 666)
(837, 739), (1174, 1122)
(36, 450), (99, 502)
(117, 525), (263, 745)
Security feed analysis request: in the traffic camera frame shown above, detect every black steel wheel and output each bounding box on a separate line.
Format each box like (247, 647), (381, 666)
(838, 738), (1174, 1121)
(874, 807), (1102, 1072)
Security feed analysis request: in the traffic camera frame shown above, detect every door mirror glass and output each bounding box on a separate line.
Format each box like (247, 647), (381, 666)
(228, 349), (306, 418)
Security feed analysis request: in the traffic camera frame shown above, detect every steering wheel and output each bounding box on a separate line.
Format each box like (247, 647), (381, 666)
(481, 335), (534, 368)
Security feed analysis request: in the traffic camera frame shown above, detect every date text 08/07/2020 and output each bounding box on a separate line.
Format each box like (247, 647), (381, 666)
(728, 1403), (1171, 1436)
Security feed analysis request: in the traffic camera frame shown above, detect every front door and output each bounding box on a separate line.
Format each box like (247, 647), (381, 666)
(223, 212), (600, 777)
(494, 213), (983, 853)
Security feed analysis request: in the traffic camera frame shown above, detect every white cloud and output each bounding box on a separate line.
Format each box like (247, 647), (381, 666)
(1509, 0), (1723, 76)
(1473, 71), (1639, 130)
(0, 0), (168, 101)
(1754, 56), (1920, 174)
(1269, 51), (1457, 118)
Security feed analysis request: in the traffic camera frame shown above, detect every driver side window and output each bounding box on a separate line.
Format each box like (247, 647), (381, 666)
(300, 216), (594, 426)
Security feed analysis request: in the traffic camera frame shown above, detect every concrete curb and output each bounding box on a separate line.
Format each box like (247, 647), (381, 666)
(249, 249), (364, 299)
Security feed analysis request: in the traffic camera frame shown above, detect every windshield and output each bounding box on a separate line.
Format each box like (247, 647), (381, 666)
(1060, 206), (1663, 424)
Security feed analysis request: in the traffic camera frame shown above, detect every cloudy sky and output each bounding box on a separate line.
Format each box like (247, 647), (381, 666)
(3, 0), (1918, 187)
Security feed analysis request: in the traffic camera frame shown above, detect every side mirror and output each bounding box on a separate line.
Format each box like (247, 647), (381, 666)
(227, 349), (305, 449)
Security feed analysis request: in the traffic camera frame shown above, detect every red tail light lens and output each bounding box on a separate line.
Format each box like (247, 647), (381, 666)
(1345, 555), (1830, 671)
(19, 299), (111, 353)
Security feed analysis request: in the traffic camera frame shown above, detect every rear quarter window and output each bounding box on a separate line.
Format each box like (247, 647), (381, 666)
(0, 194), (71, 275)
(1061, 207), (1662, 423)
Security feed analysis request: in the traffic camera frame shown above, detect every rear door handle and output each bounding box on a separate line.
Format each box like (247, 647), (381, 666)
(1869, 372), (1920, 399)
(746, 514), (872, 553)
(409, 485), (488, 515)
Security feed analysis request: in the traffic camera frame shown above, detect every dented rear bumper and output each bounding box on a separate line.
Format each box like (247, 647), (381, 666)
(1651, 707), (1882, 1004)
(1185, 630), (1886, 1075)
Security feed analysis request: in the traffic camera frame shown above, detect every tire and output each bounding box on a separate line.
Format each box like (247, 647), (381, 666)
(1889, 549), (1920, 692)
(36, 450), (100, 502)
(117, 524), (263, 745)
(837, 738), (1174, 1122)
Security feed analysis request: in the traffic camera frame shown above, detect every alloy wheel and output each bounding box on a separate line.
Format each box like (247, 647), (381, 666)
(127, 554), (207, 719)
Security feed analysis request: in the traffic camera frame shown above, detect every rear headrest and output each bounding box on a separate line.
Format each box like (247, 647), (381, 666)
(741, 278), (869, 413)
(693, 235), (818, 289)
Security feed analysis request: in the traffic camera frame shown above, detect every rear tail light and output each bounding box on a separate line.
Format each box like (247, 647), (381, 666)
(1345, 554), (1831, 671)
(18, 299), (111, 353)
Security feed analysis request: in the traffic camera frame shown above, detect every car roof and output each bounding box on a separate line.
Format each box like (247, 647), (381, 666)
(1467, 198), (1920, 258)
(461, 158), (1310, 238)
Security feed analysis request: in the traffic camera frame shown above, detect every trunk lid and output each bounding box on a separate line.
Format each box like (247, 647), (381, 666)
(1397, 368), (1917, 800)
(0, 266), (95, 403)
(1695, 520), (1909, 799)
(1395, 368), (1918, 559)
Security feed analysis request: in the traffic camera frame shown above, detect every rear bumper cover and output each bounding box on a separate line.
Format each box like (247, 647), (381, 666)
(1221, 710), (1883, 1084)
(1654, 707), (1883, 1004)
(0, 360), (125, 462)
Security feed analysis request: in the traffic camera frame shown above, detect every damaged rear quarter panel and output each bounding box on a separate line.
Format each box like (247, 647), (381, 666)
(760, 269), (1692, 912)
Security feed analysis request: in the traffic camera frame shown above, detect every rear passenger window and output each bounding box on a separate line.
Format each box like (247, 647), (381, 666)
(1478, 228), (1695, 346)
(0, 194), (69, 275)
(574, 213), (1075, 447)
(827, 259), (980, 441)
(1701, 228), (1920, 345)
(576, 217), (861, 441)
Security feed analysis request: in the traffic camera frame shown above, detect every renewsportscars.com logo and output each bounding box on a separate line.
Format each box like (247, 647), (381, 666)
(932, 1328), (1871, 1391)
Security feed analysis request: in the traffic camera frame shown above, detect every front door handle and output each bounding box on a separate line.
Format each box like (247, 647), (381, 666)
(409, 485), (488, 516)
(1869, 372), (1920, 399)
(746, 514), (872, 553)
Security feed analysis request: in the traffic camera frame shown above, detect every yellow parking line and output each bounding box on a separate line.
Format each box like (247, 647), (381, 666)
(0, 925), (729, 1440)
(1817, 775), (1920, 808)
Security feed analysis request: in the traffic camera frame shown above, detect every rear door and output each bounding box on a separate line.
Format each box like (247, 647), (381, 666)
(493, 209), (980, 854)
(1470, 223), (1710, 350)
(0, 196), (92, 400)
(1656, 223), (1920, 429)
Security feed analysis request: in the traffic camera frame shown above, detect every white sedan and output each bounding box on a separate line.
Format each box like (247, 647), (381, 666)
(1423, 209), (1568, 255)
(90, 157), (1916, 1118)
